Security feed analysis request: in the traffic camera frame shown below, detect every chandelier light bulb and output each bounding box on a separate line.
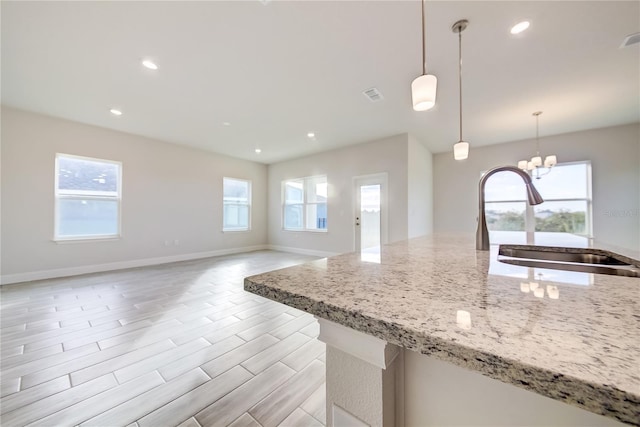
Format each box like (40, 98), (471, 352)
(544, 155), (557, 168)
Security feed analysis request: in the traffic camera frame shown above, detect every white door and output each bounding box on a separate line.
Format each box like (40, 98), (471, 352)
(354, 173), (388, 253)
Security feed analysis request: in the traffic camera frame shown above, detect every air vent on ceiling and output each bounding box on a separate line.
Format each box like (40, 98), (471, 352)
(363, 87), (384, 102)
(620, 32), (640, 48)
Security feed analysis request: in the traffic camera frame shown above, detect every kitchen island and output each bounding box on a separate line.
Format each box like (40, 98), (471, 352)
(244, 235), (639, 426)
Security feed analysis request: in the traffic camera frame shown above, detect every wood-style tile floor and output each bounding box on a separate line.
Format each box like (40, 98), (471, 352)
(0, 251), (326, 427)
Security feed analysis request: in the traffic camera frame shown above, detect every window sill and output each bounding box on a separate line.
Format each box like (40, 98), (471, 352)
(53, 235), (121, 244)
(282, 229), (328, 233)
(222, 229), (251, 233)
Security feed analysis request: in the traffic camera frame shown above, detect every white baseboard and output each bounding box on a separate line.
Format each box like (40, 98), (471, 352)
(0, 245), (269, 285)
(268, 244), (340, 258)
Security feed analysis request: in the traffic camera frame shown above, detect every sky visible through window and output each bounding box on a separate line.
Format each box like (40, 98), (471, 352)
(484, 163), (589, 213)
(361, 185), (381, 212)
(485, 162), (591, 236)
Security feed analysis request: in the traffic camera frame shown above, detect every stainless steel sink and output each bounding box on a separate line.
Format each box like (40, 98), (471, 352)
(497, 245), (640, 278)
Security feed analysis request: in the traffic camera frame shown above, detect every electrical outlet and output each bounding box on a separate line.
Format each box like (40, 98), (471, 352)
(174, 239), (179, 246)
(164, 240), (170, 246)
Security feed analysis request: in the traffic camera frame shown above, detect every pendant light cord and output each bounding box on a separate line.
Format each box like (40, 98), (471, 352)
(534, 111), (542, 156)
(458, 27), (463, 142)
(536, 114), (540, 156)
(421, 0), (426, 75)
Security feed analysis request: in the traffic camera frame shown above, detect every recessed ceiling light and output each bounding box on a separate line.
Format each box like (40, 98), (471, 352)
(510, 21), (530, 35)
(307, 132), (315, 138)
(255, 148), (262, 154)
(142, 60), (158, 70)
(222, 122), (231, 126)
(110, 109), (122, 116)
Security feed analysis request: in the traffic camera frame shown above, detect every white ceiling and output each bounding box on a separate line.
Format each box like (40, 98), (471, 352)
(2, 1), (639, 164)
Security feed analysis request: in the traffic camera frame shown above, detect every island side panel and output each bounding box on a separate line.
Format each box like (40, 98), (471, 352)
(404, 351), (627, 427)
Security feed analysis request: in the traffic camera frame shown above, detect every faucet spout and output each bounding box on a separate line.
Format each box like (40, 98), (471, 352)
(476, 166), (544, 251)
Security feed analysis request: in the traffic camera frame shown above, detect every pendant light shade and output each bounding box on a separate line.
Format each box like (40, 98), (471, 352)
(454, 141), (469, 160)
(412, 74), (437, 111)
(452, 19), (469, 160)
(411, 0), (437, 111)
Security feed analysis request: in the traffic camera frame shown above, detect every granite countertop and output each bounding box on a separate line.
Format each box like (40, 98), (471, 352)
(244, 234), (640, 426)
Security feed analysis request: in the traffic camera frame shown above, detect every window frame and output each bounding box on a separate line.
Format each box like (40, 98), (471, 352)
(222, 177), (252, 232)
(54, 153), (122, 242)
(282, 175), (328, 232)
(483, 161), (593, 237)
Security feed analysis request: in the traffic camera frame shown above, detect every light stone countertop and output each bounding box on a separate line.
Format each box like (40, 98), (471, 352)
(244, 234), (640, 426)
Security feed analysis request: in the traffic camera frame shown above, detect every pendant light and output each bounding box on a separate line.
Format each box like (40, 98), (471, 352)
(411, 0), (437, 111)
(452, 19), (469, 160)
(517, 111), (557, 178)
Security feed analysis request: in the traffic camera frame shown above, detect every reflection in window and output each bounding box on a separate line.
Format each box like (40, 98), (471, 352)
(283, 176), (327, 231)
(223, 178), (251, 231)
(55, 154), (122, 240)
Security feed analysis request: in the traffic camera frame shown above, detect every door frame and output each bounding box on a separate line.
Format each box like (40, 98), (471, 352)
(353, 173), (388, 252)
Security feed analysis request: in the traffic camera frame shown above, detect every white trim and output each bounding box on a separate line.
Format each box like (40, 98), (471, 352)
(332, 405), (369, 427)
(353, 172), (389, 252)
(279, 228), (328, 234)
(1, 245), (268, 285)
(54, 153), (123, 240)
(54, 236), (121, 244)
(267, 244), (338, 258)
(317, 317), (398, 369)
(282, 175), (328, 232)
(222, 177), (252, 232)
(483, 161), (593, 238)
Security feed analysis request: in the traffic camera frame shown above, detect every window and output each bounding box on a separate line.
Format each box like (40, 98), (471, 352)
(223, 178), (251, 231)
(55, 154), (122, 240)
(283, 175), (327, 231)
(484, 162), (592, 242)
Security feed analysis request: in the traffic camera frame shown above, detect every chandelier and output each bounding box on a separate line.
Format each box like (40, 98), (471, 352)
(518, 111), (557, 178)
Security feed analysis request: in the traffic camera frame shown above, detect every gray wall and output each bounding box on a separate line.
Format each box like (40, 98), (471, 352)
(408, 135), (434, 238)
(268, 134), (422, 255)
(1, 107), (269, 282)
(433, 123), (640, 252)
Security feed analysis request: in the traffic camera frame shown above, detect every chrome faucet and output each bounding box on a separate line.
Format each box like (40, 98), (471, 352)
(476, 166), (544, 250)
